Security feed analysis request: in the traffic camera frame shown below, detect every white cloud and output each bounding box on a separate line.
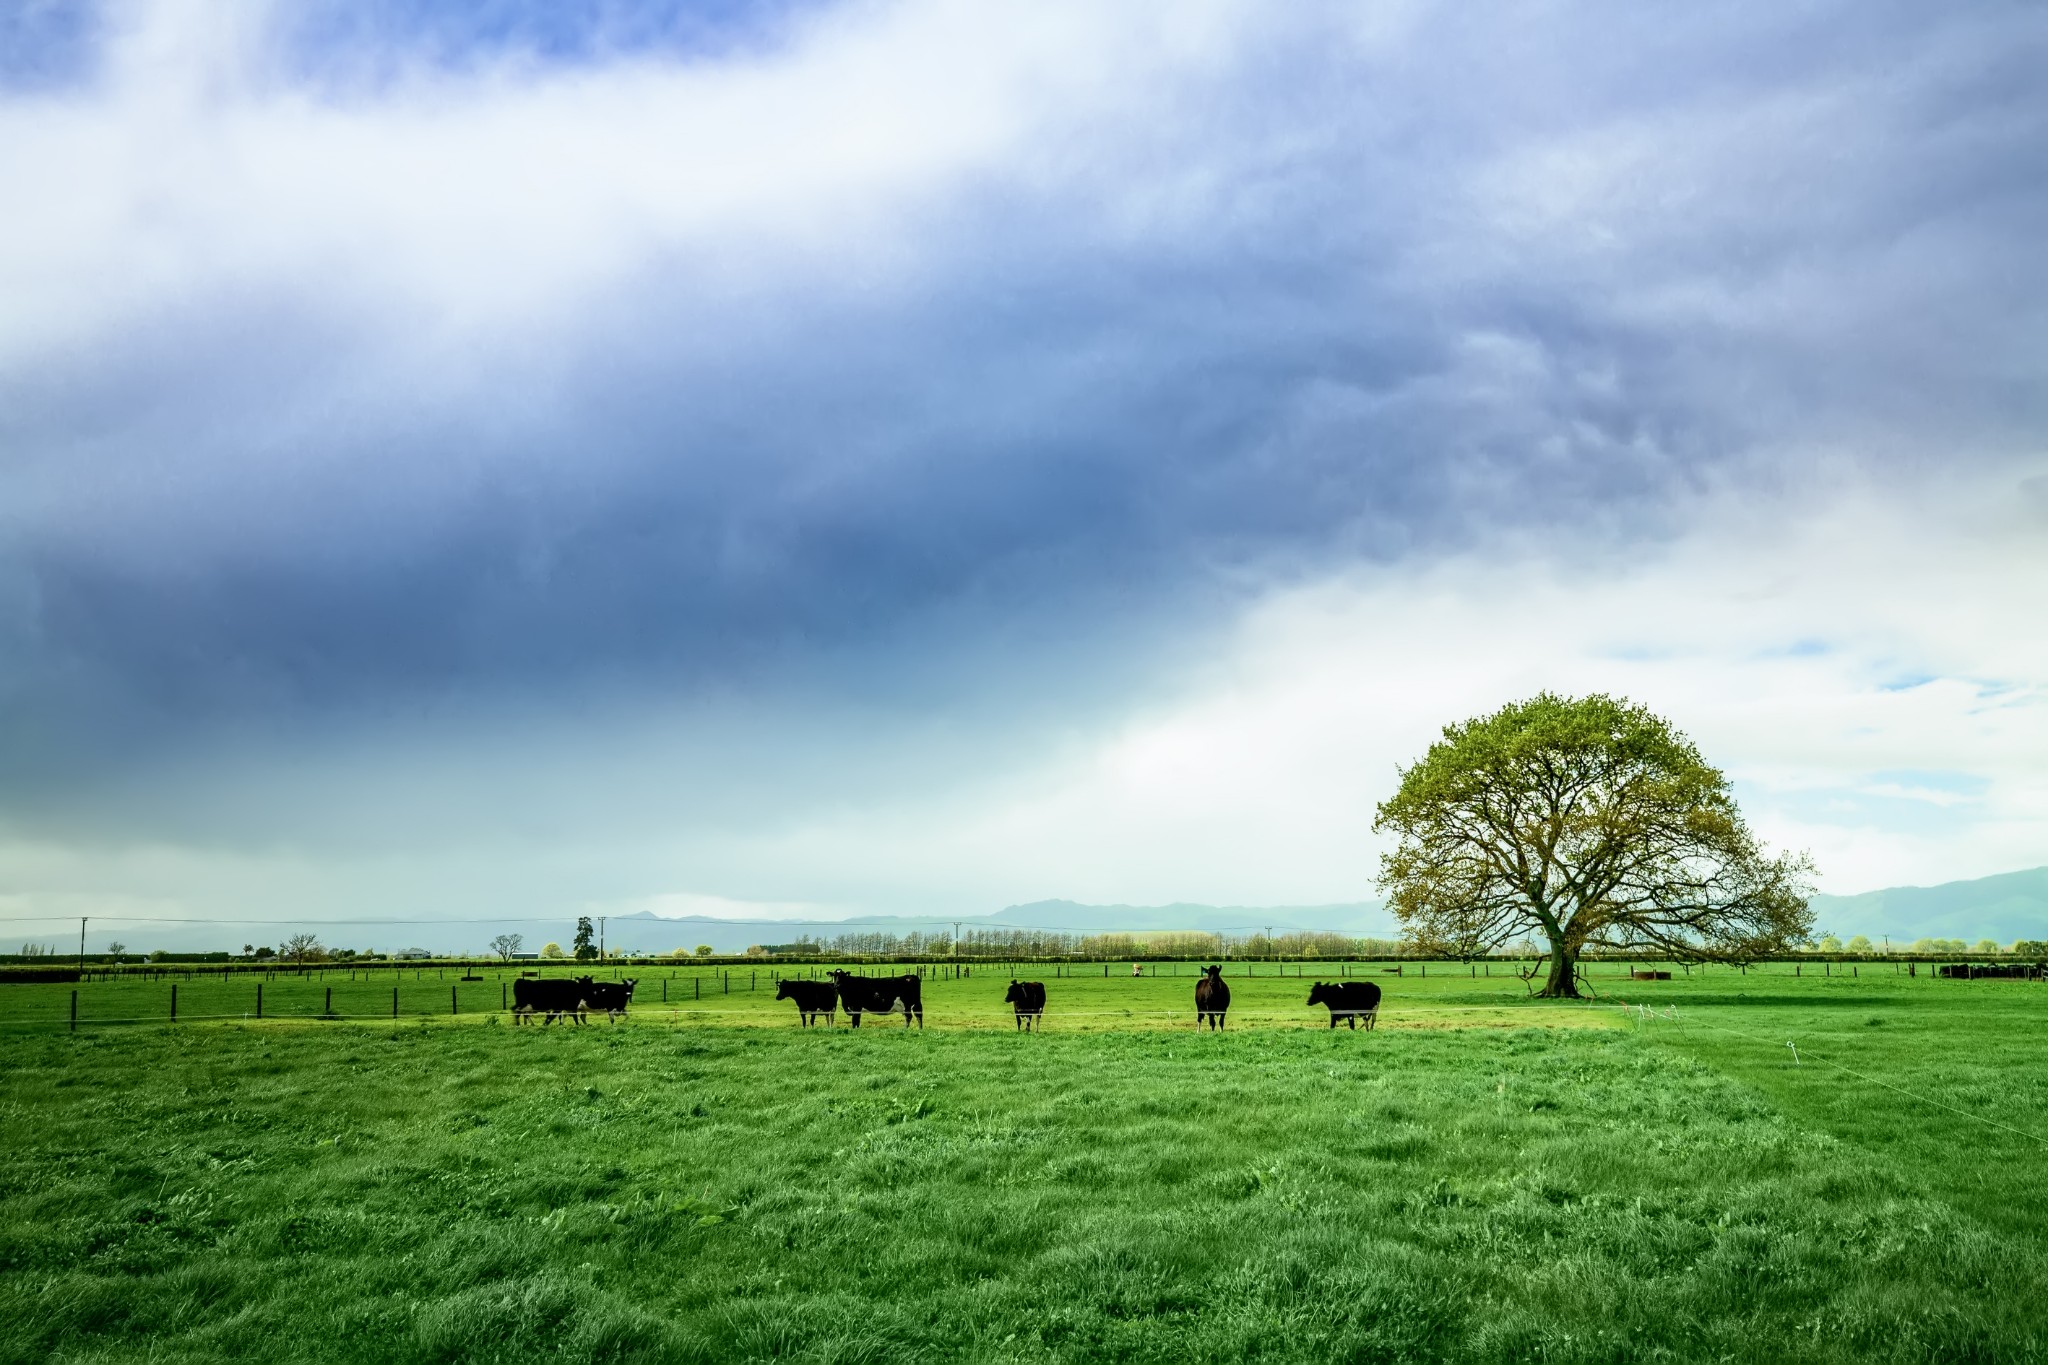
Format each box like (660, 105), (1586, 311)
(682, 464), (2048, 905)
(0, 0), (1251, 362)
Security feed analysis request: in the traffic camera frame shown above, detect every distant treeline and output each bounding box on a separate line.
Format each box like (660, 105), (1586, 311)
(5, 932), (2045, 969)
(753, 929), (1411, 960)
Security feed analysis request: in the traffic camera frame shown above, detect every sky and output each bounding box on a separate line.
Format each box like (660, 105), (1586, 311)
(2, 0), (2045, 947)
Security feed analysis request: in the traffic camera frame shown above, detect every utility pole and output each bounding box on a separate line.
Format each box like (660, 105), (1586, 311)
(599, 917), (606, 960)
(79, 917), (87, 973)
(952, 922), (961, 957)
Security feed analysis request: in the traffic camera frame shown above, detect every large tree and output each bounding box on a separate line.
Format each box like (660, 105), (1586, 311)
(1374, 693), (1814, 997)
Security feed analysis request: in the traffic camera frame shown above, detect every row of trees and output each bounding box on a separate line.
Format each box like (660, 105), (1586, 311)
(1812, 935), (2046, 956)
(720, 929), (1419, 960)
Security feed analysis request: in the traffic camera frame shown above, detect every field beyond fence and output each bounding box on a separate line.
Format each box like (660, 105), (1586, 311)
(0, 954), (2041, 1032)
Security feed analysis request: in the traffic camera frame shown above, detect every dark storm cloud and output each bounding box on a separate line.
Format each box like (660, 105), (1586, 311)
(3, 0), (2046, 800)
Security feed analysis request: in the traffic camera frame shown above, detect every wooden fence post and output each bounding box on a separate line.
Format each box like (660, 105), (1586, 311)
(70, 990), (77, 1031)
(257, 983), (263, 1018)
(451, 985), (458, 1015)
(325, 986), (332, 1016)
(393, 986), (399, 1018)
(170, 984), (177, 1021)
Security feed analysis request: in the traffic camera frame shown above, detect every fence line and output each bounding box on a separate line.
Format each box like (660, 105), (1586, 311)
(5, 1000), (1605, 1033)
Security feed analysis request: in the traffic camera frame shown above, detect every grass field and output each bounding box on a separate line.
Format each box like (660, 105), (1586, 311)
(3, 964), (2044, 1363)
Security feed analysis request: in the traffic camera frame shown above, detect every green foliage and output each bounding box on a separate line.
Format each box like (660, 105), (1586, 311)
(1912, 938), (1968, 954)
(281, 933), (325, 967)
(572, 917), (597, 963)
(1817, 935), (1843, 952)
(1375, 694), (1814, 995)
(2015, 940), (2048, 957)
(1846, 935), (1873, 953)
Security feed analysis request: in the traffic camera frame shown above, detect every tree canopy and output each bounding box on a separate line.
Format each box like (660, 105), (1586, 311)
(1374, 693), (1814, 997)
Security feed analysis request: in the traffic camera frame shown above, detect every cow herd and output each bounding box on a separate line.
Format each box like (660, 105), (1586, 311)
(511, 966), (1383, 1030)
(773, 965), (1381, 1032)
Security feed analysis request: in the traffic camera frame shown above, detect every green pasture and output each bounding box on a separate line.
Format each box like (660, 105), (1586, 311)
(0, 956), (1909, 1030)
(2, 967), (2044, 1364)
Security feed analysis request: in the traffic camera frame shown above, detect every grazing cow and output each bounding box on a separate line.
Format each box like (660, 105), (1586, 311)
(1194, 964), (1230, 1030)
(1005, 980), (1047, 1031)
(1306, 980), (1381, 1030)
(581, 978), (637, 1023)
(512, 976), (589, 1025)
(776, 979), (838, 1026)
(828, 970), (923, 1029)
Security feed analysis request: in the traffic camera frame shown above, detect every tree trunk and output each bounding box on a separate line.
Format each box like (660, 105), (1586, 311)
(1536, 941), (1581, 998)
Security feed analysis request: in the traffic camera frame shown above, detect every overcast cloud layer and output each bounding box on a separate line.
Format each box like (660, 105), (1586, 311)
(3, 0), (2045, 944)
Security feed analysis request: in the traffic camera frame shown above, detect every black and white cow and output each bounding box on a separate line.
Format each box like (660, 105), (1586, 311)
(582, 978), (636, 1022)
(776, 979), (838, 1026)
(828, 970), (923, 1028)
(1306, 979), (1381, 1030)
(1005, 980), (1046, 1031)
(512, 976), (589, 1025)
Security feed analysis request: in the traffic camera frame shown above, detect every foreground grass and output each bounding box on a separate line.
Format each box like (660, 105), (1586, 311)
(5, 1019), (2045, 1364)
(1625, 980), (2048, 1245)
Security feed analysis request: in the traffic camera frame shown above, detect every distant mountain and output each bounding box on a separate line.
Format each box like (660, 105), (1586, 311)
(592, 899), (1398, 956)
(1809, 867), (2048, 945)
(988, 899), (1395, 936)
(65, 869), (2047, 958)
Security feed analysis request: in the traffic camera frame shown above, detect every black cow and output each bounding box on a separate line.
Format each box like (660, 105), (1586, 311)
(777, 979), (838, 1026)
(1306, 980), (1381, 1029)
(512, 976), (589, 1025)
(1005, 981), (1046, 1031)
(828, 970), (923, 1028)
(1194, 965), (1230, 1030)
(582, 978), (637, 1022)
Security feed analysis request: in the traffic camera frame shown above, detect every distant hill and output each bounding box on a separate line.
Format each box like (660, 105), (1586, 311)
(63, 868), (2048, 957)
(593, 899), (1396, 956)
(1808, 867), (2048, 945)
(988, 899), (1394, 936)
